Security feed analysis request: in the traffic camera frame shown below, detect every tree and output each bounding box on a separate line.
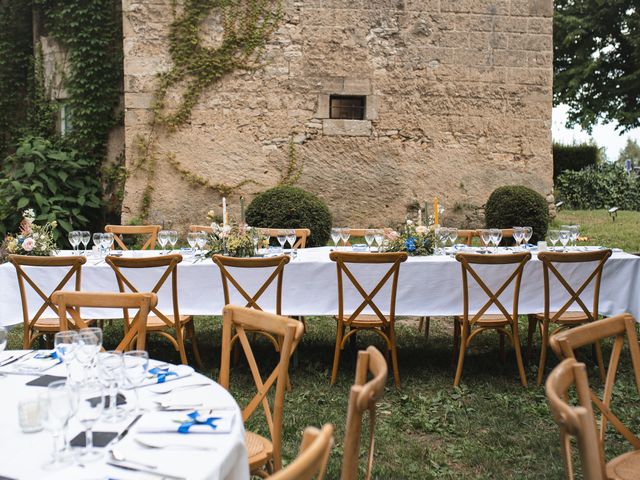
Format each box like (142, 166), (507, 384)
(554, 0), (640, 133)
(617, 138), (640, 165)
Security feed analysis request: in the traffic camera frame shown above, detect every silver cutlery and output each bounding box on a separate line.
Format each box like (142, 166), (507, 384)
(134, 437), (217, 451)
(0, 351), (33, 367)
(107, 460), (186, 479)
(110, 449), (157, 470)
(154, 401), (235, 411)
(150, 382), (210, 395)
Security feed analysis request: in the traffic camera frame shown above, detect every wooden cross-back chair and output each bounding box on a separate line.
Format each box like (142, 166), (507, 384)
(341, 346), (388, 480)
(105, 254), (201, 368)
(51, 291), (157, 352)
(213, 254), (290, 353)
(9, 255), (86, 349)
(104, 224), (161, 250)
(457, 229), (478, 246)
(268, 424), (334, 480)
(259, 228), (310, 249)
(219, 305), (304, 477)
(188, 224), (213, 234)
(549, 313), (640, 474)
(546, 357), (640, 480)
(453, 252), (531, 387)
(329, 251), (407, 387)
(527, 249), (612, 386)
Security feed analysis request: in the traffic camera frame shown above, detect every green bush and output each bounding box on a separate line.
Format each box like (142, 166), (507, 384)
(556, 163), (640, 210)
(246, 186), (332, 247)
(553, 143), (600, 178)
(485, 185), (549, 243)
(0, 136), (103, 242)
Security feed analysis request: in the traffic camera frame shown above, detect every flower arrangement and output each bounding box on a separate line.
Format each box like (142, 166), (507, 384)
(0, 209), (58, 262)
(205, 222), (260, 258)
(385, 220), (436, 256)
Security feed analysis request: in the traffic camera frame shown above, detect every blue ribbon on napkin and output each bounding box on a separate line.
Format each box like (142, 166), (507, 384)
(34, 351), (60, 361)
(178, 411), (222, 434)
(149, 366), (178, 384)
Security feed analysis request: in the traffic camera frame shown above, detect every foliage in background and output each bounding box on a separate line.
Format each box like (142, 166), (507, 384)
(0, 209), (58, 263)
(552, 142), (601, 178)
(485, 186), (549, 243)
(0, 136), (102, 240)
(556, 163), (640, 210)
(246, 186), (332, 247)
(554, 0), (640, 132)
(617, 138), (640, 166)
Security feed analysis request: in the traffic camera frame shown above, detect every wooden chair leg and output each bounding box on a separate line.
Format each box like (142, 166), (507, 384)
(186, 322), (203, 370)
(593, 339), (606, 383)
(453, 324), (468, 387)
(423, 317), (431, 340)
(512, 326), (528, 387)
(452, 319), (460, 365)
(389, 328), (401, 388)
(536, 324), (550, 386)
(418, 317), (424, 332)
(330, 322), (344, 385)
(526, 315), (537, 363)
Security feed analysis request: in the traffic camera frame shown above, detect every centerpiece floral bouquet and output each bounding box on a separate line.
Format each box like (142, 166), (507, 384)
(205, 221), (260, 258)
(385, 220), (436, 256)
(0, 209), (58, 262)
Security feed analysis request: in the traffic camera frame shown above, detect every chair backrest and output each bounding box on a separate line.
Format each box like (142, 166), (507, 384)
(549, 313), (640, 452)
(341, 346), (388, 480)
(546, 358), (607, 480)
(329, 252), (407, 328)
(455, 252), (531, 325)
(269, 424), (334, 480)
(458, 230), (477, 246)
(106, 254), (183, 332)
(537, 250), (612, 324)
(104, 224), (161, 250)
(51, 291), (157, 351)
(219, 305), (304, 471)
(189, 224), (213, 233)
(212, 255), (290, 314)
(259, 228), (311, 248)
(9, 255), (86, 347)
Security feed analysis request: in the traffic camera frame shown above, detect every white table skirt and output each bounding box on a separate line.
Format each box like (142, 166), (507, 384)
(0, 353), (249, 480)
(1, 247), (639, 326)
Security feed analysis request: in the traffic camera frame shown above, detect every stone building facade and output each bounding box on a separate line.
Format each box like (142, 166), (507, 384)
(121, 0), (553, 228)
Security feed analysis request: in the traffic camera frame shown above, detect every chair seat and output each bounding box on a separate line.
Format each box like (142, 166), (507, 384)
(534, 311), (590, 324)
(455, 314), (511, 328)
(338, 314), (388, 327)
(145, 315), (192, 330)
(32, 318), (61, 331)
(245, 430), (273, 472)
(607, 449), (640, 479)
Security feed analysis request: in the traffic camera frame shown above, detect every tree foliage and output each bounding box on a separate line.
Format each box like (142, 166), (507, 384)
(554, 0), (640, 132)
(617, 138), (640, 165)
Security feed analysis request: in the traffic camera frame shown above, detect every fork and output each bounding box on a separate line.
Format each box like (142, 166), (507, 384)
(135, 437), (217, 451)
(150, 382), (210, 395)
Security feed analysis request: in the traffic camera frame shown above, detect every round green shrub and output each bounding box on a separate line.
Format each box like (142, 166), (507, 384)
(485, 185), (549, 243)
(245, 186), (332, 247)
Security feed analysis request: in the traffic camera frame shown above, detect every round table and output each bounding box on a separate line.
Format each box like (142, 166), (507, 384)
(0, 352), (249, 480)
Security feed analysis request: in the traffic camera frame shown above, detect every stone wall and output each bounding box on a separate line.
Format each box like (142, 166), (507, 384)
(121, 0), (553, 229)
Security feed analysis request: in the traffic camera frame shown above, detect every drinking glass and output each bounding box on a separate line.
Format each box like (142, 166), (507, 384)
(479, 229), (491, 253)
(285, 229), (296, 250)
(448, 228), (458, 249)
(168, 230), (178, 252)
(195, 232), (207, 255)
(80, 231), (90, 255)
(158, 230), (169, 254)
(187, 232), (198, 255)
(276, 231), (287, 252)
(74, 328), (103, 378)
(559, 229), (570, 251)
(523, 226), (533, 246)
(548, 229), (560, 251)
(54, 331), (79, 381)
(364, 229), (375, 252)
(374, 230), (384, 252)
(569, 225), (580, 247)
(40, 380), (74, 468)
(330, 228), (341, 250)
(0, 325), (7, 352)
(97, 351), (125, 422)
(68, 231), (80, 255)
(512, 227), (524, 250)
(102, 232), (114, 256)
(92, 233), (103, 256)
(340, 228), (351, 249)
(489, 228), (502, 253)
(123, 350), (149, 415)
(435, 227), (449, 255)
(75, 379), (105, 462)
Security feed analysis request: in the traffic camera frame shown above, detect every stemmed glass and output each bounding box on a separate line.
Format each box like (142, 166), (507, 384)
(569, 225), (580, 248)
(68, 231), (80, 255)
(75, 379), (105, 462)
(364, 229), (375, 252)
(489, 228), (502, 253)
(374, 229), (384, 253)
(559, 229), (570, 251)
(512, 227), (524, 250)
(448, 228), (458, 252)
(340, 228), (351, 249)
(74, 328), (103, 379)
(158, 230), (169, 254)
(479, 229), (491, 253)
(123, 350), (149, 415)
(330, 228), (341, 250)
(101, 232), (114, 256)
(435, 227), (449, 255)
(80, 231), (90, 255)
(285, 229), (297, 252)
(195, 232), (207, 256)
(168, 230), (178, 252)
(97, 351), (126, 422)
(548, 229), (560, 251)
(523, 226), (533, 247)
(40, 380), (74, 468)
(187, 232), (198, 256)
(276, 231), (287, 252)
(54, 331), (79, 381)
(92, 233), (103, 256)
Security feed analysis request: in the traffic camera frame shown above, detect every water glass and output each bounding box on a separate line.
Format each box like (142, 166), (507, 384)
(158, 230), (170, 253)
(40, 380), (74, 468)
(18, 398), (44, 433)
(523, 226), (533, 246)
(559, 229), (570, 251)
(80, 231), (90, 255)
(448, 228), (458, 248)
(97, 351), (125, 422)
(195, 232), (207, 255)
(547, 229), (560, 251)
(276, 231), (286, 252)
(68, 231), (81, 255)
(479, 229), (491, 253)
(373, 230), (384, 252)
(489, 228), (502, 253)
(330, 228), (341, 250)
(436, 227), (449, 255)
(364, 229), (375, 252)
(75, 379), (105, 463)
(340, 228), (351, 249)
(92, 233), (103, 256)
(512, 227), (524, 250)
(569, 225), (580, 247)
(123, 350), (149, 414)
(54, 330), (79, 380)
(285, 229), (296, 251)
(187, 232), (198, 254)
(74, 328), (103, 378)
(168, 230), (178, 252)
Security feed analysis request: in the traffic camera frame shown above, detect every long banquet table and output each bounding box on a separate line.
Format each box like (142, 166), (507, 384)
(1, 246), (639, 326)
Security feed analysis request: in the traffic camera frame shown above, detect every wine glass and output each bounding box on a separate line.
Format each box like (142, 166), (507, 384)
(68, 231), (80, 255)
(569, 225), (580, 248)
(330, 228), (341, 250)
(479, 229), (491, 253)
(548, 229), (560, 251)
(80, 231), (90, 255)
(74, 328), (103, 378)
(92, 233), (103, 256)
(195, 232), (207, 256)
(340, 228), (351, 249)
(523, 226), (533, 246)
(489, 228), (502, 253)
(374, 229), (384, 252)
(97, 351), (125, 422)
(512, 227), (524, 250)
(285, 229), (297, 251)
(102, 232), (114, 256)
(40, 380), (74, 468)
(123, 350), (149, 415)
(559, 229), (570, 251)
(435, 227), (449, 255)
(54, 331), (79, 381)
(0, 325), (7, 353)
(276, 231), (287, 252)
(448, 228), (458, 250)
(168, 230), (178, 252)
(75, 379), (105, 462)
(157, 230), (169, 254)
(364, 229), (375, 252)
(187, 232), (198, 255)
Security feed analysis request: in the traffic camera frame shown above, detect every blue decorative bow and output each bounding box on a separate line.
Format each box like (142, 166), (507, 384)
(178, 411), (222, 434)
(149, 366), (178, 383)
(35, 350), (59, 360)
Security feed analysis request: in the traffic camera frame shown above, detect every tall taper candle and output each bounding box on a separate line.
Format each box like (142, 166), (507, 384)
(424, 201), (428, 225)
(222, 197), (227, 226)
(240, 196), (245, 225)
(434, 197), (439, 225)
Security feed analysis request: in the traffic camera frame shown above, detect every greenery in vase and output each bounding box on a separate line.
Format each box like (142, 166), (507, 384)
(1, 209), (58, 262)
(385, 221), (436, 256)
(205, 223), (259, 258)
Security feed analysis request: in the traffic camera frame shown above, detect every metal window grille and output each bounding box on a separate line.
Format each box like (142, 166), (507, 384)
(329, 95), (366, 120)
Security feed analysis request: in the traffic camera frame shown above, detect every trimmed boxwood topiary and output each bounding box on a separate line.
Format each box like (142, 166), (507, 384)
(246, 186), (332, 247)
(485, 185), (549, 243)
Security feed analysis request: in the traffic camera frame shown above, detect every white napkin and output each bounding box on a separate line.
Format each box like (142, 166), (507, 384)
(132, 364), (194, 388)
(136, 410), (235, 434)
(10, 351), (60, 373)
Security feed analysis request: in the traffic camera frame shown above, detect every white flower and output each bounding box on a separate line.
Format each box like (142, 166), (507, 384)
(416, 225), (428, 234)
(406, 219), (413, 225)
(22, 237), (35, 252)
(23, 209), (35, 221)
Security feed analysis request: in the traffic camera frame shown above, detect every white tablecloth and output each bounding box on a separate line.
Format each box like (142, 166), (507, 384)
(0, 354), (249, 480)
(1, 247), (639, 325)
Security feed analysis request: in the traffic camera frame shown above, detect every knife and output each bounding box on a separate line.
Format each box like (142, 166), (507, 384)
(114, 414), (142, 443)
(107, 460), (186, 480)
(0, 351), (33, 367)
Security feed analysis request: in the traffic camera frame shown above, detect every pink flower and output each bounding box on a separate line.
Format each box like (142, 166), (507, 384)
(415, 226), (428, 234)
(22, 237), (35, 252)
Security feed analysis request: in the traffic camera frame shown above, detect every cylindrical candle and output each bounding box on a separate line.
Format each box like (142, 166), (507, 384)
(424, 201), (428, 224)
(434, 197), (439, 225)
(222, 197), (227, 226)
(240, 196), (245, 225)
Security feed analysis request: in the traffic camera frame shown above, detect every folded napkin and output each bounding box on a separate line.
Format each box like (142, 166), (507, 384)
(12, 351), (61, 373)
(136, 410), (235, 434)
(128, 364), (194, 389)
